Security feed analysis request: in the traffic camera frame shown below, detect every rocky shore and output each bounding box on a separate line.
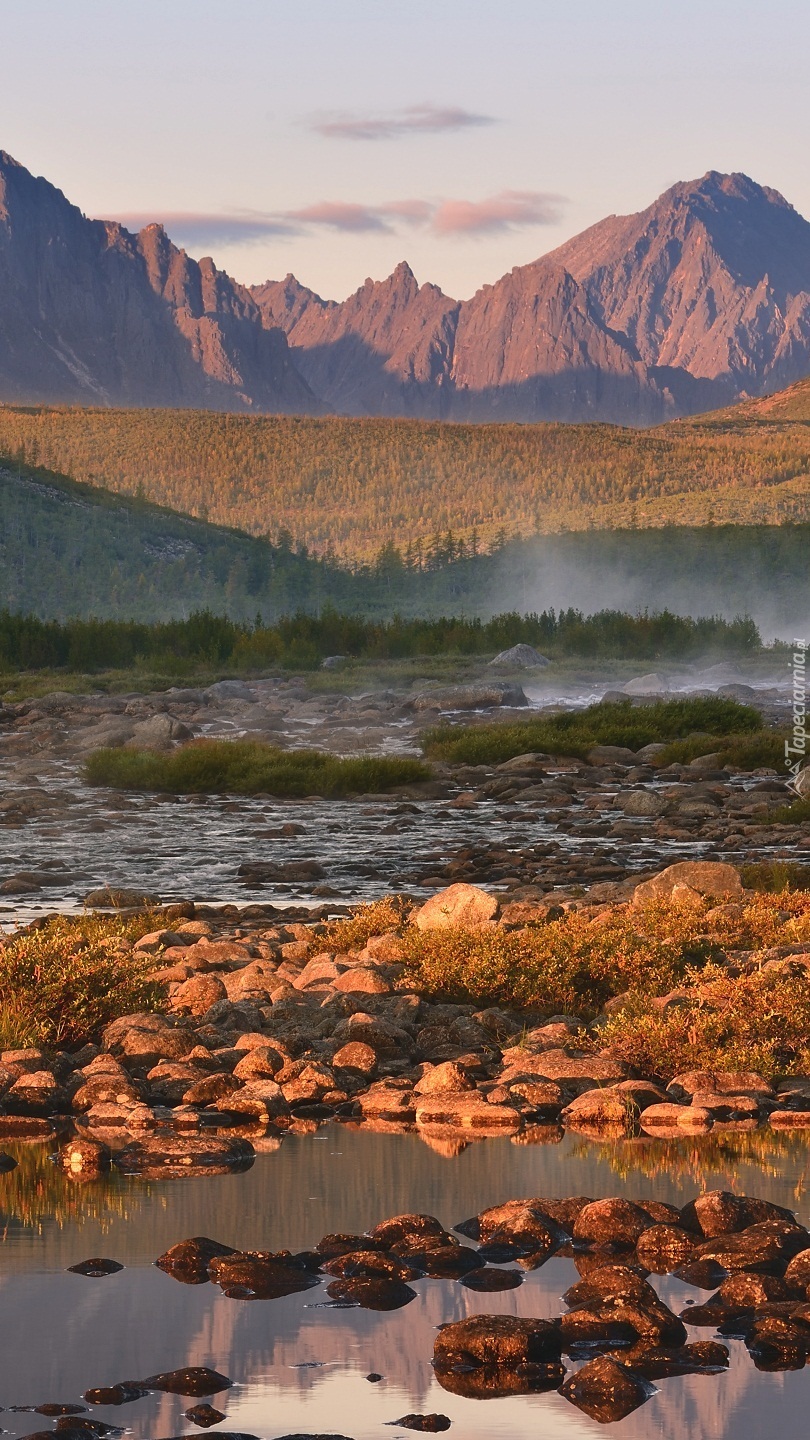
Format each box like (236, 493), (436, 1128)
(2, 862), (810, 1170)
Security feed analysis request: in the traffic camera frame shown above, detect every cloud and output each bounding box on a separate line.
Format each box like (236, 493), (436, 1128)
(432, 190), (566, 236)
(112, 210), (299, 247)
(110, 190), (565, 249)
(310, 103), (496, 141)
(285, 201), (393, 233)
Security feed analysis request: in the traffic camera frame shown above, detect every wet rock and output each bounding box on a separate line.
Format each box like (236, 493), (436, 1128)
(34, 1407), (87, 1417)
(560, 1355), (655, 1422)
(433, 1314), (562, 1370)
(83, 1385), (147, 1407)
(635, 1225), (695, 1272)
(632, 861), (742, 904)
(386, 1418), (451, 1433)
(784, 1250), (810, 1289)
(142, 1368), (233, 1397)
(156, 1236), (237, 1283)
(185, 1405), (227, 1427)
(573, 1198), (655, 1249)
(209, 1252), (320, 1299)
(0, 1149), (18, 1170)
(680, 1190), (796, 1237)
(617, 791), (668, 817)
(639, 1102), (713, 1134)
(415, 1094), (521, 1130)
(563, 1264), (655, 1308)
(67, 1258), (123, 1277)
(622, 1340), (729, 1378)
(459, 1267), (523, 1291)
(321, 1251), (421, 1282)
(326, 1277), (416, 1309)
(400, 1245), (480, 1278)
(695, 1219), (810, 1271)
(411, 884), (499, 931)
(369, 1213), (447, 1247)
(113, 1135), (254, 1175)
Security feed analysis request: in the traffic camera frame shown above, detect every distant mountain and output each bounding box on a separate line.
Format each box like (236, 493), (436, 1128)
(253, 171), (810, 423)
(0, 150), (317, 413)
(2, 150), (810, 422)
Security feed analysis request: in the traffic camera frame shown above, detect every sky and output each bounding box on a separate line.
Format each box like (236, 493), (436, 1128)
(2, 0), (809, 302)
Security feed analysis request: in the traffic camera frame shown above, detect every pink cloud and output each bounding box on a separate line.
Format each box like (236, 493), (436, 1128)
(432, 190), (565, 236)
(287, 201), (393, 233)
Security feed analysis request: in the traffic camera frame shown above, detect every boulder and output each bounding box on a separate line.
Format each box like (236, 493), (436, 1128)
(412, 883), (498, 931)
(632, 861), (742, 905)
(433, 1314), (562, 1371)
(573, 1197), (655, 1249)
(680, 1190), (797, 1238)
(415, 1094), (521, 1130)
(635, 1225), (696, 1272)
(113, 1135), (254, 1175)
(617, 790), (668, 817)
(326, 1277), (416, 1309)
(560, 1355), (655, 1422)
(209, 1252), (320, 1299)
(488, 645), (550, 669)
(624, 673), (669, 695)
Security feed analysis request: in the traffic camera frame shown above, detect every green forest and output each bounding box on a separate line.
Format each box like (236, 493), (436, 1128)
(2, 459), (808, 631)
(0, 382), (808, 558)
(0, 608), (765, 677)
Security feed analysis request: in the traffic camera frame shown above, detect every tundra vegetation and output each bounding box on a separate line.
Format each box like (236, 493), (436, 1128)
(84, 743), (430, 798)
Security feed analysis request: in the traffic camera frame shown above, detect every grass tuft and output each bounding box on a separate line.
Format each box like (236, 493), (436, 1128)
(766, 795), (810, 826)
(422, 697), (762, 766)
(657, 731), (787, 770)
(0, 912), (164, 1050)
(85, 740), (430, 797)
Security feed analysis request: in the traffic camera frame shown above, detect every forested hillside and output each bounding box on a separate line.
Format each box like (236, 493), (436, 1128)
(1, 458), (807, 634)
(0, 387), (808, 560)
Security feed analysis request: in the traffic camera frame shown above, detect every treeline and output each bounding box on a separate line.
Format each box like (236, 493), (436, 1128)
(0, 400), (808, 558)
(0, 608), (764, 676)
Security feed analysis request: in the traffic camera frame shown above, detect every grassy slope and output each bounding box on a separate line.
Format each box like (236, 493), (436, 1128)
(0, 380), (809, 559)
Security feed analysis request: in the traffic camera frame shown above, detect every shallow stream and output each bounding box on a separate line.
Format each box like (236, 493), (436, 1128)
(3, 1126), (810, 1439)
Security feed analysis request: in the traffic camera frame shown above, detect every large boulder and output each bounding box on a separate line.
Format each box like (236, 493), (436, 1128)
(433, 1314), (562, 1371)
(412, 883), (499, 931)
(488, 645), (550, 669)
(632, 861), (743, 905)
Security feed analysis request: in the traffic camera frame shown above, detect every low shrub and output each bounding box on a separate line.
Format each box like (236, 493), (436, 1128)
(741, 860), (810, 892)
(595, 967), (810, 1078)
(657, 731), (786, 770)
(85, 741), (430, 797)
(422, 696), (762, 766)
(766, 795), (810, 826)
(0, 912), (163, 1049)
(322, 896), (412, 953)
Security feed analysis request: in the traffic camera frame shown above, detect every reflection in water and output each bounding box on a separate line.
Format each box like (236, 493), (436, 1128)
(3, 1126), (810, 1437)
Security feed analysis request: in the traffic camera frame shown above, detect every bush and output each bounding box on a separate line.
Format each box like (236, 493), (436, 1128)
(657, 731), (787, 770)
(85, 741), (430, 797)
(740, 861), (810, 892)
(596, 967), (810, 1078)
(766, 795), (810, 825)
(422, 696), (762, 766)
(0, 913), (163, 1049)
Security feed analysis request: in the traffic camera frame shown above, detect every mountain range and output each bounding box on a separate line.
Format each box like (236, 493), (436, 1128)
(3, 150), (810, 424)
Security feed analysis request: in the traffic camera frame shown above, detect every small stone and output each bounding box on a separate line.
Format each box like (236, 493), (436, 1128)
(185, 1405), (227, 1427)
(67, 1258), (123, 1277)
